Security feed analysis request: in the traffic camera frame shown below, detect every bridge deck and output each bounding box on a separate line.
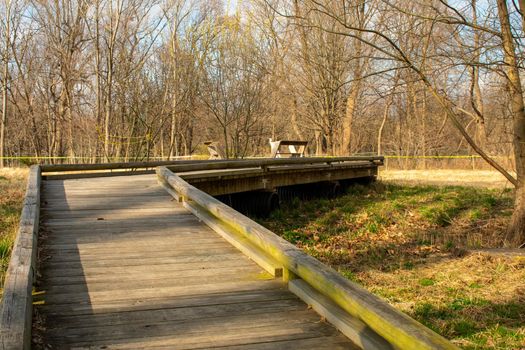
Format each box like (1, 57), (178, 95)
(34, 175), (357, 349)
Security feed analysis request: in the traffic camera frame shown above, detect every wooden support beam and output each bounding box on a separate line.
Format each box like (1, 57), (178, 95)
(0, 165), (41, 350)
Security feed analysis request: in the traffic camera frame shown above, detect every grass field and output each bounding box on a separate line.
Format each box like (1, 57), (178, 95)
(380, 169), (515, 189)
(0, 168), (28, 293)
(258, 180), (524, 349)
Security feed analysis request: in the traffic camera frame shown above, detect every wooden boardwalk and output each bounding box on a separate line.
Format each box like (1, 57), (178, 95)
(34, 175), (357, 349)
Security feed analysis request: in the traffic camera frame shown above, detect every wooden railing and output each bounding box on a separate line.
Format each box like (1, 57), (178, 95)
(40, 156), (384, 177)
(0, 165), (41, 350)
(157, 166), (458, 350)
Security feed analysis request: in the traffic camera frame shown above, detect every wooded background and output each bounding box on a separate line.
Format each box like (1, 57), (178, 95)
(0, 0), (517, 167)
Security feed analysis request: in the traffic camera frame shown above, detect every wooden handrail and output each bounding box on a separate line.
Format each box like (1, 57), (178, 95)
(164, 156), (383, 173)
(40, 156), (384, 173)
(0, 165), (41, 350)
(157, 166), (457, 350)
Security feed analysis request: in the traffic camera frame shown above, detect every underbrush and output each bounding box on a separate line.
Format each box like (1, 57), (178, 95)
(0, 168), (28, 294)
(258, 182), (523, 349)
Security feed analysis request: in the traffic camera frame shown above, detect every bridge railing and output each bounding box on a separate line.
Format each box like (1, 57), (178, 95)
(40, 156), (384, 179)
(157, 166), (458, 350)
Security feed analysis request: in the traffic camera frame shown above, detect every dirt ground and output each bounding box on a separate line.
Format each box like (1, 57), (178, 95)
(380, 169), (515, 189)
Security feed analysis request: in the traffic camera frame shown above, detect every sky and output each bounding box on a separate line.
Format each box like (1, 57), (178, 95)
(225, 0), (239, 15)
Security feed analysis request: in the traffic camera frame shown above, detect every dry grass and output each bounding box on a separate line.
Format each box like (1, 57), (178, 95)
(258, 180), (523, 349)
(365, 254), (525, 349)
(380, 169), (515, 189)
(0, 167), (29, 292)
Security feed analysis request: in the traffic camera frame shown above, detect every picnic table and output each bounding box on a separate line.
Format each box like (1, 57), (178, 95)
(269, 139), (308, 158)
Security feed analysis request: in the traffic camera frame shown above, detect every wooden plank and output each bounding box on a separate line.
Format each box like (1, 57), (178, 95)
(43, 176), (158, 185)
(39, 246), (240, 263)
(41, 202), (177, 211)
(40, 258), (255, 278)
(44, 309), (328, 343)
(41, 216), (195, 227)
(38, 279), (286, 305)
(37, 289), (297, 317)
(41, 235), (228, 249)
(41, 184), (164, 192)
(41, 230), (216, 244)
(40, 265), (263, 287)
(40, 208), (185, 220)
(43, 169), (155, 180)
(44, 298), (306, 329)
(40, 191), (170, 198)
(40, 219), (199, 234)
(289, 279), (393, 350)
(40, 268), (272, 294)
(199, 335), (357, 350)
(157, 167), (458, 350)
(62, 328), (348, 350)
(41, 229), (203, 242)
(39, 253), (242, 271)
(0, 165), (41, 350)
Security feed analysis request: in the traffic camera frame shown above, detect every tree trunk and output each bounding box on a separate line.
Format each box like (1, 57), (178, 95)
(497, 0), (525, 246)
(0, 0), (10, 168)
(378, 96), (393, 156)
(341, 81), (360, 155)
(340, 0), (365, 156)
(290, 96), (303, 140)
(95, 0), (102, 162)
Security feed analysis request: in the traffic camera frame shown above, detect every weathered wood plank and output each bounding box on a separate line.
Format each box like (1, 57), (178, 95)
(41, 229), (215, 244)
(41, 235), (229, 249)
(45, 298), (306, 329)
(41, 216), (195, 228)
(40, 265), (263, 287)
(40, 268), (272, 295)
(39, 279), (286, 305)
(64, 328), (349, 350)
(200, 335), (357, 350)
(41, 208), (186, 220)
(40, 220), (199, 234)
(40, 246), (240, 263)
(39, 253), (242, 271)
(40, 258), (260, 279)
(0, 165), (41, 350)
(45, 309), (328, 343)
(37, 288), (296, 317)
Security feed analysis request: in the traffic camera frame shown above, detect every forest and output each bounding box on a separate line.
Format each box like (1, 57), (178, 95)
(0, 0), (517, 161)
(0, 0), (523, 237)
